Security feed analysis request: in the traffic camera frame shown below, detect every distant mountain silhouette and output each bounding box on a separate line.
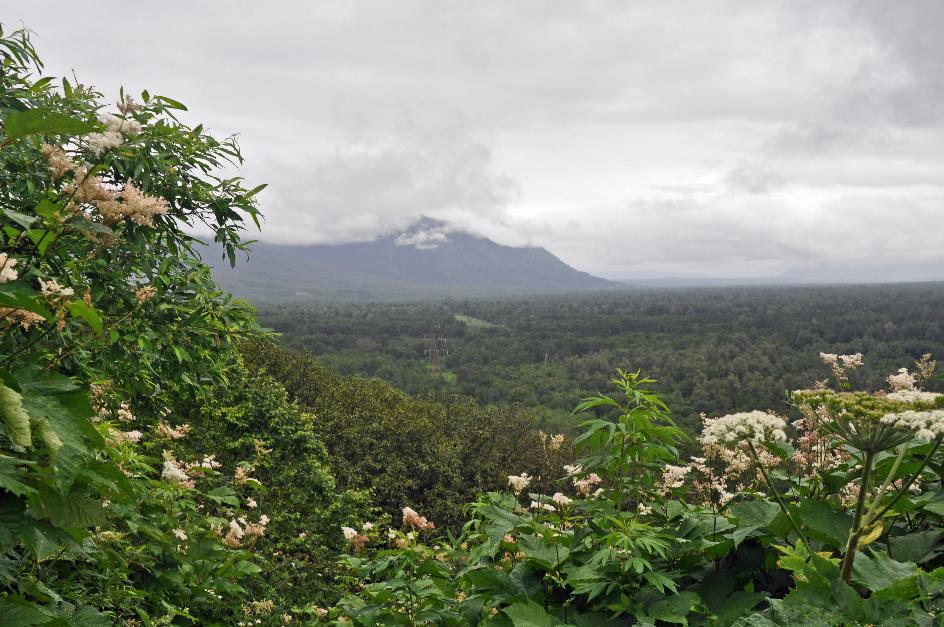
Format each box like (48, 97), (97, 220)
(209, 218), (616, 301)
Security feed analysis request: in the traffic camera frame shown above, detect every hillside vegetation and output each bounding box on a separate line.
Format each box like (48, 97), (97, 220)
(4, 25), (944, 626)
(258, 285), (944, 435)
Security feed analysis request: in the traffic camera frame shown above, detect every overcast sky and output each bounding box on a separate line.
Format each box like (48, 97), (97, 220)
(10, 1), (944, 279)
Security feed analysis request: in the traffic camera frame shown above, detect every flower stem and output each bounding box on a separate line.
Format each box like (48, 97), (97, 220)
(868, 436), (942, 524)
(747, 441), (808, 546)
(840, 450), (874, 582)
(863, 445), (907, 523)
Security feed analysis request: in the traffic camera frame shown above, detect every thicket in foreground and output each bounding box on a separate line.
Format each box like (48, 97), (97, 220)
(0, 25), (369, 624)
(327, 354), (944, 625)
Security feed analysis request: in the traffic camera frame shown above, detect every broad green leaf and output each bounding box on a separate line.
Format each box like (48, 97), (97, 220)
(798, 499), (851, 549)
(501, 600), (557, 627)
(32, 486), (107, 528)
(3, 108), (95, 139)
(0, 384), (31, 448)
(887, 529), (943, 564)
(851, 550), (917, 593)
(646, 591), (700, 624)
(0, 455), (35, 497)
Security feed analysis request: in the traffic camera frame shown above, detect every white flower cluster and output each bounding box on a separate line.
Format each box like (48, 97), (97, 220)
(539, 431), (565, 451)
(0, 253), (18, 283)
(84, 114), (141, 156)
(658, 464), (691, 494)
(888, 368), (916, 392)
(402, 506), (435, 530)
(574, 472), (602, 496)
(880, 410), (944, 441)
(39, 278), (74, 299)
(552, 492), (571, 507)
(887, 389), (942, 404)
(162, 458), (193, 487)
(700, 411), (787, 446)
(507, 473), (531, 494)
(529, 500), (555, 512)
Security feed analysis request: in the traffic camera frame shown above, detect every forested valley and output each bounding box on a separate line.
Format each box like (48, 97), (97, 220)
(259, 285), (944, 435)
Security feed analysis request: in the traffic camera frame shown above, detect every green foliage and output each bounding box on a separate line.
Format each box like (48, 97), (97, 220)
(255, 287), (944, 437)
(241, 341), (569, 532)
(172, 359), (374, 608)
(328, 359), (944, 626)
(0, 23), (294, 624)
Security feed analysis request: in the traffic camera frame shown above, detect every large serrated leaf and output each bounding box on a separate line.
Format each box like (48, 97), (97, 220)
(0, 384), (31, 448)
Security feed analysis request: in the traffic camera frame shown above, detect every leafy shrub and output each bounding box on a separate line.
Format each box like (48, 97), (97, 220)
(326, 354), (944, 626)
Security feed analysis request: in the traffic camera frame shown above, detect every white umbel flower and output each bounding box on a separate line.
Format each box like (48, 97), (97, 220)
(701, 411), (787, 446)
(887, 390), (942, 404)
(880, 410), (944, 441)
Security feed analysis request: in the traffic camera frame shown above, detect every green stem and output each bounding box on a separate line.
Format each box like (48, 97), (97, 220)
(869, 437), (942, 524)
(747, 441), (808, 546)
(840, 450), (875, 582)
(863, 445), (907, 523)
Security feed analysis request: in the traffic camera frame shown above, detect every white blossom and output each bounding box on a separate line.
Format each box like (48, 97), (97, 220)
(507, 473), (531, 494)
(880, 410), (944, 441)
(887, 389), (942, 404)
(0, 254), (18, 283)
(888, 368), (916, 392)
(551, 492), (572, 507)
(701, 411), (787, 447)
(341, 526), (357, 541)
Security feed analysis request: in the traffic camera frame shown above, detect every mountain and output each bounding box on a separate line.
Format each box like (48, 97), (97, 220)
(208, 218), (616, 301)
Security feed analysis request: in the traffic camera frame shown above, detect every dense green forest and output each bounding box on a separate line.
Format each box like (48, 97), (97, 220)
(258, 284), (944, 434)
(5, 25), (944, 626)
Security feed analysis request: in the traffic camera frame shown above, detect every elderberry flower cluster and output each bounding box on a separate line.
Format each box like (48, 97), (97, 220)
(402, 506), (435, 530)
(888, 368), (916, 392)
(507, 473), (531, 494)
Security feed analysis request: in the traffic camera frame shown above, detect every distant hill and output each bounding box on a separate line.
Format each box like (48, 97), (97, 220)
(208, 218), (616, 301)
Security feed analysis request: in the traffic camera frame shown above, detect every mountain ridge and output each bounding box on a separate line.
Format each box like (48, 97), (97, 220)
(209, 218), (616, 301)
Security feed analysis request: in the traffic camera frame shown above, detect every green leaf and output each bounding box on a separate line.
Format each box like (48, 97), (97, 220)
(646, 591), (700, 624)
(0, 207), (35, 229)
(851, 550), (917, 593)
(33, 200), (60, 221)
(26, 229), (55, 256)
(502, 600), (557, 627)
(0, 283), (51, 318)
(157, 96), (188, 111)
(728, 500), (779, 547)
(66, 301), (103, 334)
(798, 499), (851, 549)
(0, 455), (36, 497)
(887, 529), (943, 564)
(244, 183), (268, 199)
(32, 485), (107, 528)
(0, 384), (31, 448)
(712, 591), (766, 627)
(3, 108), (95, 140)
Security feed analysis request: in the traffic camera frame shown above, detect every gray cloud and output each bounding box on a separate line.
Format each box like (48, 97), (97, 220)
(9, 1), (944, 278)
